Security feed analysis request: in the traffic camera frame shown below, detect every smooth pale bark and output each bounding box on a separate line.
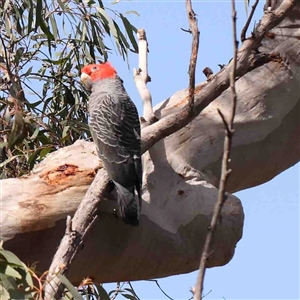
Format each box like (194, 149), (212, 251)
(2, 0), (299, 284)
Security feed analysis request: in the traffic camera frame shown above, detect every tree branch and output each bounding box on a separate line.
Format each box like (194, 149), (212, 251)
(186, 0), (200, 116)
(141, 0), (295, 153)
(110, 282), (121, 300)
(193, 0), (238, 298)
(133, 29), (155, 124)
(43, 169), (111, 299)
(241, 0), (259, 42)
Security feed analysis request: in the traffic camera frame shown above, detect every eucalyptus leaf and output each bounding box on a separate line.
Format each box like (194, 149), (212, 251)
(15, 47), (25, 65)
(39, 147), (53, 159)
(3, 0), (10, 13)
(0, 282), (10, 300)
(120, 14), (138, 53)
(121, 293), (138, 300)
(0, 249), (24, 268)
(57, 0), (67, 11)
(27, 0), (34, 33)
(35, 0), (42, 30)
(29, 126), (40, 140)
(94, 284), (110, 300)
(62, 125), (69, 138)
(28, 148), (42, 169)
(125, 10), (140, 17)
(49, 14), (59, 40)
(57, 273), (83, 300)
(23, 66), (33, 77)
(0, 263), (22, 279)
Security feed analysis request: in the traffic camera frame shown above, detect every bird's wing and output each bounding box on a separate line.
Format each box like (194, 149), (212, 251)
(89, 94), (140, 162)
(89, 94), (142, 190)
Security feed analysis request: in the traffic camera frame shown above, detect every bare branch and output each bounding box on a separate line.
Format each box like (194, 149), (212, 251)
(43, 169), (111, 299)
(193, 0), (238, 299)
(147, 279), (175, 300)
(241, 0), (259, 42)
(181, 27), (192, 33)
(110, 282), (121, 300)
(127, 282), (141, 300)
(186, 0), (200, 116)
(134, 29), (155, 123)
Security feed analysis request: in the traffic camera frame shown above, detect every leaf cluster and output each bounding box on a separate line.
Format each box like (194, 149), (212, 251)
(0, 241), (141, 300)
(0, 0), (138, 178)
(0, 242), (38, 299)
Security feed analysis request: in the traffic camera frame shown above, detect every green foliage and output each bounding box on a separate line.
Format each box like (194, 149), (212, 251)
(0, 242), (36, 299)
(0, 242), (112, 300)
(58, 273), (85, 299)
(0, 0), (138, 178)
(0, 243), (172, 299)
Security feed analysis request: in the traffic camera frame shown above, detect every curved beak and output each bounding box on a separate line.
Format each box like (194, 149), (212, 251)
(80, 72), (92, 90)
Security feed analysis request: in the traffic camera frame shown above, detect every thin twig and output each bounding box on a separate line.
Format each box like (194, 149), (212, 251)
(186, 0), (200, 116)
(0, 34), (12, 81)
(43, 169), (111, 299)
(127, 281), (141, 300)
(202, 289), (212, 298)
(193, 0), (238, 299)
(147, 279), (174, 300)
(181, 27), (192, 33)
(110, 282), (121, 300)
(241, 0), (259, 42)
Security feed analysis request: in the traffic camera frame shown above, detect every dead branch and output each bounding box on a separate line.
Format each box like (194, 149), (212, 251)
(110, 282), (121, 300)
(134, 29), (155, 123)
(193, 0), (238, 299)
(43, 169), (111, 299)
(186, 0), (200, 115)
(241, 0), (259, 42)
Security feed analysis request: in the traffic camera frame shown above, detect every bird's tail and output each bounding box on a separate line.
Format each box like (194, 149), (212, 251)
(113, 181), (141, 226)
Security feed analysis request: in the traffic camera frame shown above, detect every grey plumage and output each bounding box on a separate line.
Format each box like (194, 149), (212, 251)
(88, 76), (142, 226)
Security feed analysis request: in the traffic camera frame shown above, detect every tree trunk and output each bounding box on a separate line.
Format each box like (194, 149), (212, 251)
(2, 1), (299, 284)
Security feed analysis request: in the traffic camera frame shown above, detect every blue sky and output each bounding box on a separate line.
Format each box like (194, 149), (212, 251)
(102, 1), (299, 299)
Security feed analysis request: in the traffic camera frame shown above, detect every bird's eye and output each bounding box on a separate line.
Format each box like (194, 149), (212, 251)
(92, 66), (98, 71)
